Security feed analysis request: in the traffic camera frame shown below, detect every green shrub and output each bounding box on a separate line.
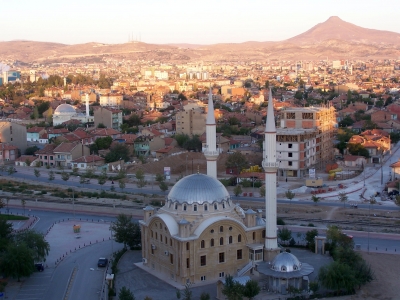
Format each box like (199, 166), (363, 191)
(277, 218), (285, 225)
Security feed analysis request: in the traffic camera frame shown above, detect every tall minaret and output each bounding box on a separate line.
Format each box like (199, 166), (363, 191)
(263, 88), (280, 261)
(85, 93), (90, 118)
(204, 88), (218, 178)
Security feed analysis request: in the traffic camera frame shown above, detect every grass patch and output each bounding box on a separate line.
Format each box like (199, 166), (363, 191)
(0, 214), (29, 221)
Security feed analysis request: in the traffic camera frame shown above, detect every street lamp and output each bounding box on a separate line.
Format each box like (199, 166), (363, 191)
(368, 196), (376, 254)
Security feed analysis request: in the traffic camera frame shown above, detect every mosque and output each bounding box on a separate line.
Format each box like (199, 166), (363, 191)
(52, 94), (94, 126)
(139, 89), (313, 290)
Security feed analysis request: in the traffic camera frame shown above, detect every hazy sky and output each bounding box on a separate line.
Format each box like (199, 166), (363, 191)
(1, 0), (398, 45)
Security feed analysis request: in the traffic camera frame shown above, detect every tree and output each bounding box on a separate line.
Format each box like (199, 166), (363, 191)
(0, 243), (35, 281)
(0, 219), (13, 252)
(182, 283), (192, 300)
(48, 170), (55, 181)
(118, 286), (135, 300)
(338, 192), (348, 208)
(308, 281), (319, 295)
(259, 185), (265, 197)
(305, 229), (319, 250)
(7, 166), (15, 175)
(110, 214), (141, 249)
(105, 144), (130, 163)
(318, 261), (357, 294)
(277, 227), (292, 245)
(243, 280), (260, 300)
(118, 179), (126, 191)
(222, 275), (244, 300)
(98, 169), (107, 188)
(155, 173), (165, 183)
(97, 123), (106, 128)
(21, 199), (26, 215)
(200, 292), (210, 300)
(0, 198), (4, 212)
(14, 230), (50, 262)
(135, 169), (147, 188)
(34, 169), (40, 178)
(348, 143), (370, 158)
(285, 190), (295, 202)
(225, 152), (248, 170)
(79, 175), (87, 185)
(61, 172), (70, 182)
(159, 181), (168, 193)
(233, 185), (242, 197)
(33, 106), (39, 120)
(312, 195), (320, 205)
(25, 146), (39, 155)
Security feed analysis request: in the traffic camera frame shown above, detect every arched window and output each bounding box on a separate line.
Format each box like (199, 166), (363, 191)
(220, 237), (224, 245)
(204, 204), (208, 211)
(183, 204), (187, 211)
(174, 203), (178, 210)
(155, 232), (158, 239)
(194, 204), (197, 212)
(219, 226), (223, 233)
(222, 202), (225, 209)
(229, 236), (233, 244)
(238, 234), (242, 243)
(201, 240), (205, 248)
(214, 203), (218, 210)
(281, 266), (286, 272)
(210, 238), (214, 247)
(252, 232), (256, 240)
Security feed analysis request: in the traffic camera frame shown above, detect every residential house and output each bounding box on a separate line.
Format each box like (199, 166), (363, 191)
(0, 144), (19, 164)
(90, 128), (121, 140)
(15, 155), (37, 167)
(72, 155), (105, 170)
(27, 127), (46, 142)
(53, 142), (90, 168)
(343, 155), (367, 168)
(35, 144), (57, 167)
(93, 107), (123, 130)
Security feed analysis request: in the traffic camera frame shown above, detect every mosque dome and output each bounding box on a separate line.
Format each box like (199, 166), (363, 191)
(167, 174), (230, 205)
(54, 104), (76, 115)
(270, 252), (302, 272)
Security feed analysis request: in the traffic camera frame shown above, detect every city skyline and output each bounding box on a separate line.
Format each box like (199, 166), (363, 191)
(1, 0), (399, 45)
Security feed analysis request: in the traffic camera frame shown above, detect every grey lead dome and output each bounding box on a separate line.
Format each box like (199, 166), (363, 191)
(167, 174), (230, 204)
(271, 252), (302, 272)
(54, 104), (76, 114)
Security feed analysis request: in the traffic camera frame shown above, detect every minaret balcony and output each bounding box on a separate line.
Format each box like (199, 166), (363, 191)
(262, 161), (280, 169)
(204, 150), (219, 157)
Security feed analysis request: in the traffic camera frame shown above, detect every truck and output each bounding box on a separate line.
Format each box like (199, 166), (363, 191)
(305, 178), (323, 188)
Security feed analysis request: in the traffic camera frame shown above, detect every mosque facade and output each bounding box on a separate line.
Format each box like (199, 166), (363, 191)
(139, 89), (282, 285)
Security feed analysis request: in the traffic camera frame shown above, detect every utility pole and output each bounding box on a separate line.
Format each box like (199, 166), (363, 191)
(381, 153), (383, 185)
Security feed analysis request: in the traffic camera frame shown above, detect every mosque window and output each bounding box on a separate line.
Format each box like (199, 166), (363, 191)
(200, 255), (206, 266)
(220, 237), (224, 245)
(237, 249), (242, 260)
(183, 204), (187, 211)
(204, 204), (208, 211)
(219, 252), (225, 263)
(262, 230), (266, 238)
(155, 223), (158, 228)
(281, 266), (286, 272)
(219, 226), (223, 233)
(201, 240), (205, 248)
(293, 265), (298, 271)
(210, 229), (214, 233)
(222, 202), (225, 209)
(194, 204), (197, 211)
(252, 232), (256, 240)
(214, 204), (218, 210)
(155, 232), (158, 239)
(175, 203), (178, 210)
(186, 258), (190, 268)
(229, 236), (233, 244)
(238, 234), (242, 243)
(210, 239), (214, 247)
(229, 226), (233, 231)
(186, 242), (189, 251)
(160, 234), (163, 241)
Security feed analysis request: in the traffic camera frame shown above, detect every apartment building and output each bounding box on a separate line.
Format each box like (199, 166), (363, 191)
(99, 93), (123, 106)
(94, 107), (123, 130)
(278, 106), (337, 177)
(175, 109), (206, 136)
(0, 121), (27, 154)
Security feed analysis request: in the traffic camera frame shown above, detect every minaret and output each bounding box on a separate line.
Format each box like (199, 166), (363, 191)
(85, 93), (90, 117)
(263, 88), (280, 261)
(204, 88), (218, 178)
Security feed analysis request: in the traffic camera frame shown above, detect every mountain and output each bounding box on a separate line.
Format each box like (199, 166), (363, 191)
(1, 17), (399, 64)
(287, 16), (400, 46)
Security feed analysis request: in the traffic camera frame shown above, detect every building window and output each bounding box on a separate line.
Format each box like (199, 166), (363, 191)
(204, 204), (208, 211)
(222, 202), (225, 209)
(170, 254), (173, 264)
(237, 249), (243, 260)
(262, 230), (266, 238)
(174, 203), (178, 210)
(186, 242), (189, 251)
(229, 226), (233, 231)
(186, 258), (190, 268)
(219, 272), (225, 278)
(214, 204), (218, 210)
(229, 236), (233, 244)
(210, 229), (214, 233)
(160, 234), (163, 241)
(210, 238), (214, 247)
(201, 276), (206, 281)
(252, 232), (255, 240)
(219, 252), (225, 263)
(200, 255), (206, 266)
(194, 204), (197, 212)
(220, 237), (223, 246)
(155, 232), (158, 239)
(219, 226), (223, 233)
(288, 161), (293, 166)
(183, 205), (187, 211)
(288, 152), (293, 157)
(288, 144), (293, 148)
(238, 234), (242, 243)
(201, 240), (205, 248)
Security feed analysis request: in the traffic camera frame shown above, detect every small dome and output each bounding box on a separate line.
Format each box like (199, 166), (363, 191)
(271, 252), (302, 272)
(54, 104), (76, 115)
(167, 174), (230, 205)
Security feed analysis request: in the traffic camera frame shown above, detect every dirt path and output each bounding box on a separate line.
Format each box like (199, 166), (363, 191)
(326, 206), (339, 220)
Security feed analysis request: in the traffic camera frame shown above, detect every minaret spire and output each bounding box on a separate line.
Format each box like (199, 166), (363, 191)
(204, 87), (218, 178)
(263, 88), (280, 261)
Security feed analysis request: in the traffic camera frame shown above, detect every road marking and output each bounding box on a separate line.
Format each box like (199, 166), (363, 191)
(63, 267), (77, 300)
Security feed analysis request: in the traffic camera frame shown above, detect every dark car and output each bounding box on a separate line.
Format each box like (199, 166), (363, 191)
(34, 263), (44, 272)
(97, 258), (108, 267)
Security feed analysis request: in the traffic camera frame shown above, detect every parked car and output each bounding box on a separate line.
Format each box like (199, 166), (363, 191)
(34, 263), (44, 272)
(97, 258), (108, 267)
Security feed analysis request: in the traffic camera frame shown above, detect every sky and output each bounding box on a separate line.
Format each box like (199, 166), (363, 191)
(1, 0), (399, 45)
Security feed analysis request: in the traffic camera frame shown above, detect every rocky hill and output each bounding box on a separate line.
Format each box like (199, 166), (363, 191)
(1, 17), (400, 63)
